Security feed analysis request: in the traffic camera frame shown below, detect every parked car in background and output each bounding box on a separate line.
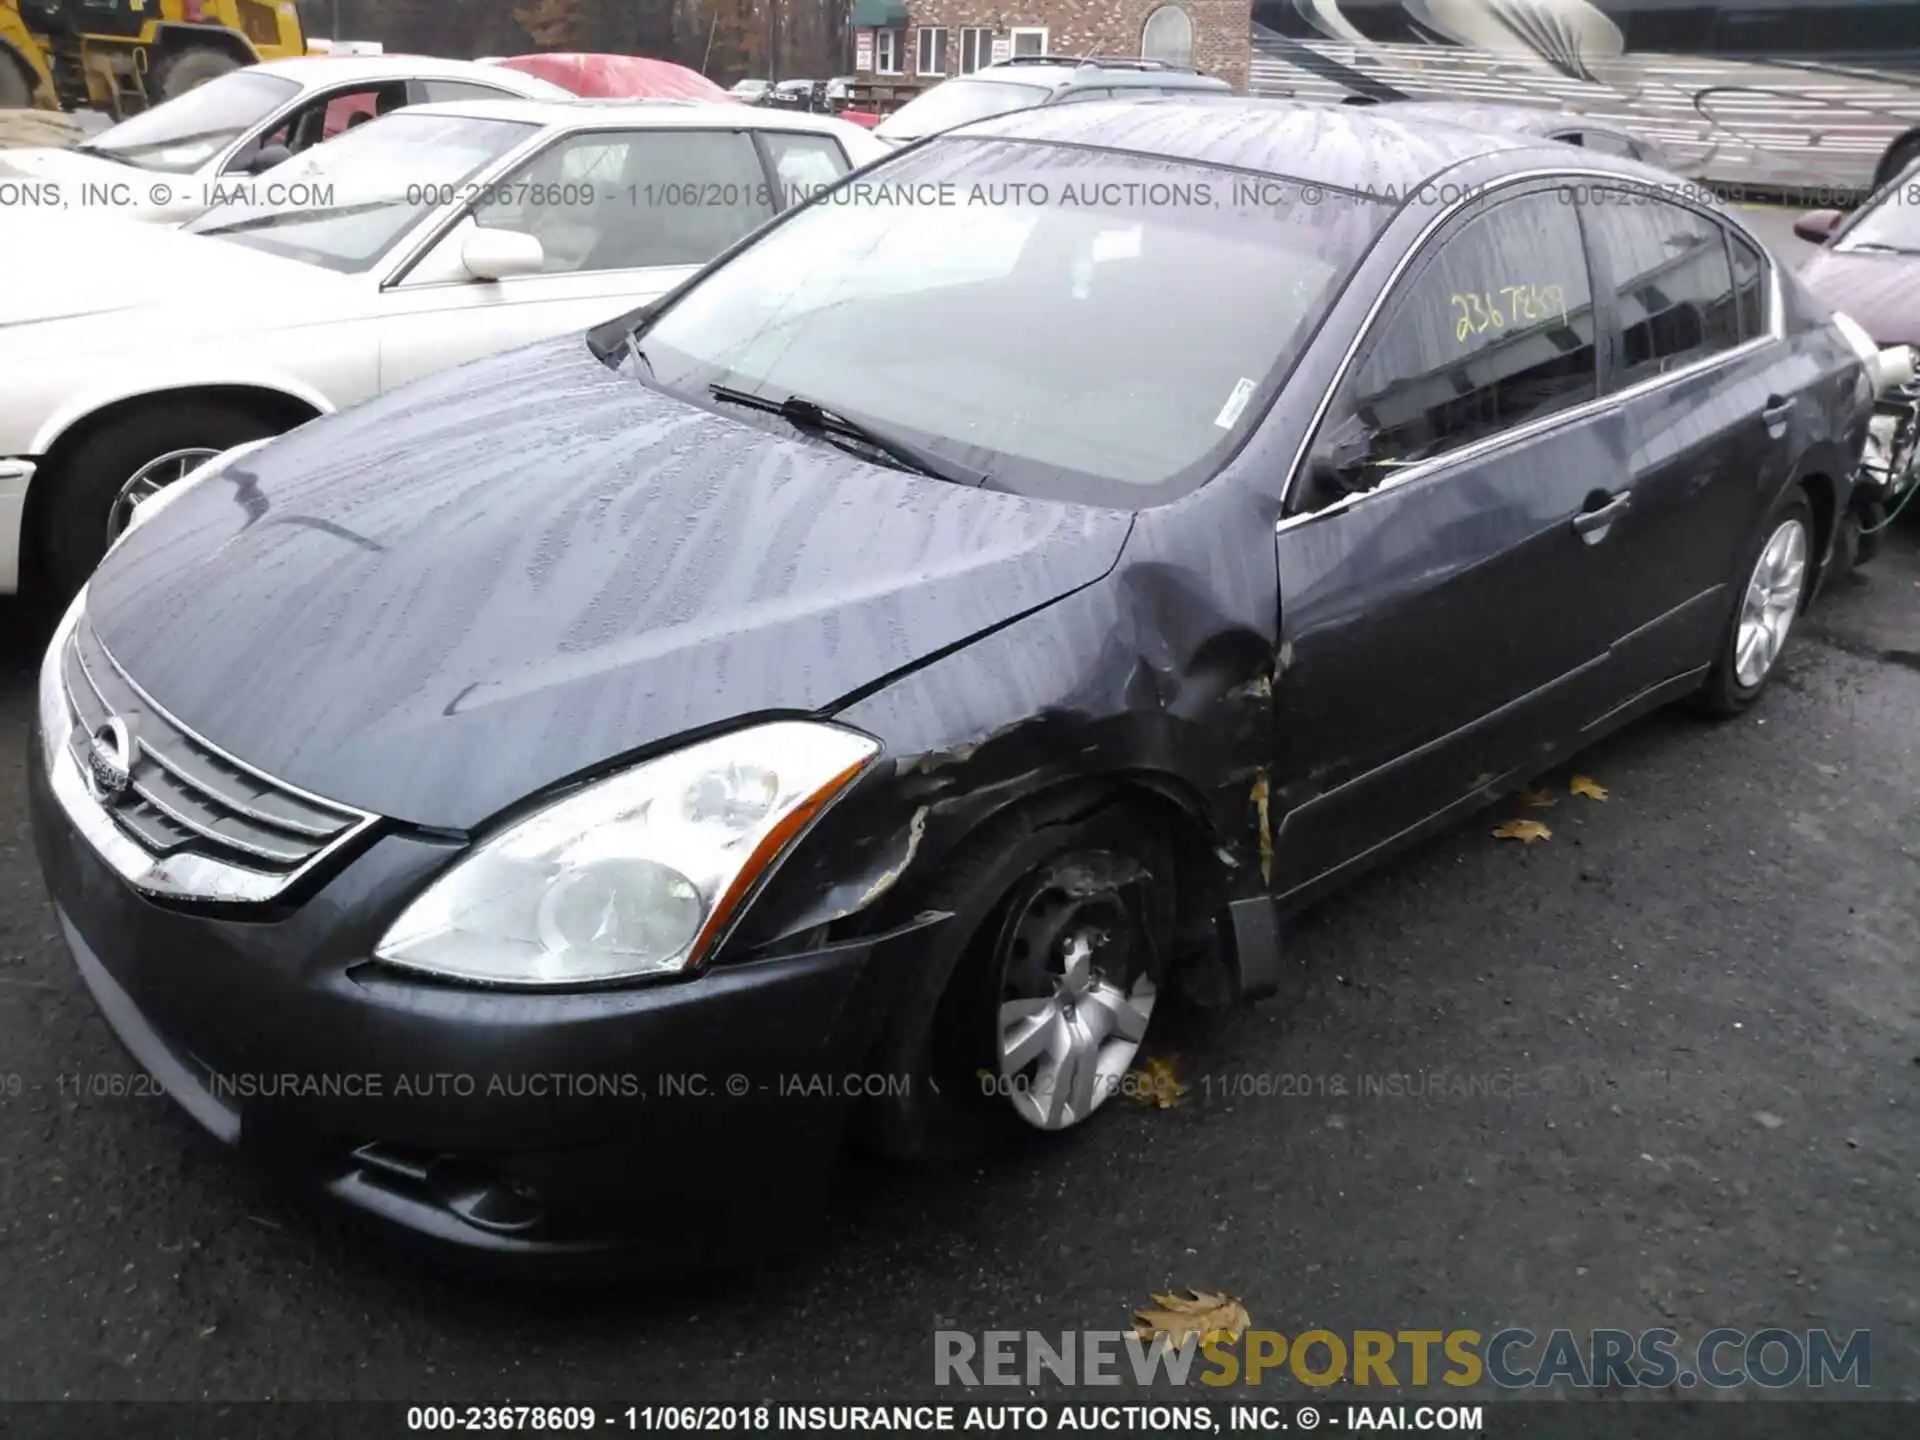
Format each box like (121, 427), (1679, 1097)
(1795, 173), (1920, 558)
(28, 99), (1871, 1266)
(0, 98), (886, 598)
(482, 52), (739, 105)
(874, 55), (1231, 146)
(729, 78), (771, 104)
(0, 54), (568, 224)
(767, 78), (823, 112)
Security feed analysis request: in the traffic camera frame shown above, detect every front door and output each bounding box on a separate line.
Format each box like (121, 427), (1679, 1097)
(1270, 183), (1629, 902)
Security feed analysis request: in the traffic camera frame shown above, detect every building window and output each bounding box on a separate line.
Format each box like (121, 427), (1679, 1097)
(1010, 26), (1048, 57)
(916, 26), (949, 76)
(875, 27), (902, 74)
(1141, 5), (1194, 65)
(960, 25), (993, 73)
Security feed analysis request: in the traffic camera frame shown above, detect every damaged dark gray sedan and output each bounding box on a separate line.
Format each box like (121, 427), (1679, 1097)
(30, 99), (1873, 1267)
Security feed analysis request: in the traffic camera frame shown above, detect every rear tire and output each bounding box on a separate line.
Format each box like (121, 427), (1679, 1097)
(0, 58), (32, 110)
(41, 401), (274, 599)
(150, 47), (240, 103)
(856, 790), (1178, 1164)
(1695, 489), (1814, 718)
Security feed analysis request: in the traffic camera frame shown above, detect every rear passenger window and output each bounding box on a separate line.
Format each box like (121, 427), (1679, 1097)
(1585, 194), (1742, 384)
(1729, 230), (1768, 339)
(759, 132), (852, 206)
(1304, 189), (1599, 502)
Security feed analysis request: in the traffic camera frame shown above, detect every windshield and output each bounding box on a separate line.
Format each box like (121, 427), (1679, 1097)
(80, 71), (300, 174)
(876, 79), (1052, 140)
(183, 113), (537, 273)
(1837, 183), (1920, 254)
(633, 137), (1390, 506)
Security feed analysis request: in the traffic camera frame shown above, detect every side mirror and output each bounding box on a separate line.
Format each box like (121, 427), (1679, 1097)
(1794, 208), (1843, 243)
(460, 228), (546, 282)
(245, 142), (293, 174)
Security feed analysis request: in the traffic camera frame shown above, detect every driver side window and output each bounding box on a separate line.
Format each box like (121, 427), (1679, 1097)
(1302, 188), (1599, 510)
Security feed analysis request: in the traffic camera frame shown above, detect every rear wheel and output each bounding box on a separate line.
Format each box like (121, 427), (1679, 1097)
(41, 401), (274, 598)
(150, 46), (240, 103)
(858, 792), (1178, 1163)
(1696, 490), (1813, 718)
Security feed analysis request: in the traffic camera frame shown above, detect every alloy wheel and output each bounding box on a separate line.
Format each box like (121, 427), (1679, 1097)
(1733, 517), (1808, 689)
(105, 448), (222, 544)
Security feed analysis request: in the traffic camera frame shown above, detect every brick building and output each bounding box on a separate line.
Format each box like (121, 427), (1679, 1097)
(847, 0), (1251, 98)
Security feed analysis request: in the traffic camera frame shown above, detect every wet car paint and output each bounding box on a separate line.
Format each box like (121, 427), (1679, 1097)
(30, 101), (1875, 1260)
(86, 337), (1133, 830)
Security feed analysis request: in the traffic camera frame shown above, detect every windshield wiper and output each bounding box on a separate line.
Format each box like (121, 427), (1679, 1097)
(1841, 240), (1920, 255)
(709, 384), (993, 489)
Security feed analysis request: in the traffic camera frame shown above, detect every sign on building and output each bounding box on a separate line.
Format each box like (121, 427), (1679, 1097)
(856, 29), (874, 71)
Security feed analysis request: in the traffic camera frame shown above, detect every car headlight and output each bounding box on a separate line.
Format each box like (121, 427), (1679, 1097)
(373, 721), (880, 987)
(37, 582), (88, 779)
(110, 437), (273, 552)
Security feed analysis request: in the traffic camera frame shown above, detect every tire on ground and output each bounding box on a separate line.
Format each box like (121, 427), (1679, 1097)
(0, 55), (32, 110)
(151, 46), (241, 103)
(1695, 486), (1816, 719)
(41, 401), (275, 599)
(853, 787), (1179, 1165)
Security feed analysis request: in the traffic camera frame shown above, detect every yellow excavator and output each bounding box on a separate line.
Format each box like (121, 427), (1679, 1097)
(0, 0), (306, 117)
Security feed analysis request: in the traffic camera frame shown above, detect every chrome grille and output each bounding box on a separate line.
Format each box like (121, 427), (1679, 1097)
(57, 617), (370, 881)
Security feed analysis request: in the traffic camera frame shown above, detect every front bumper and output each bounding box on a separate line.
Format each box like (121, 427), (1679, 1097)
(28, 739), (938, 1273)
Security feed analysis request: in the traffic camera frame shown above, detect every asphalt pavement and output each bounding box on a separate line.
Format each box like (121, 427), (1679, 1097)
(0, 209), (1915, 1408)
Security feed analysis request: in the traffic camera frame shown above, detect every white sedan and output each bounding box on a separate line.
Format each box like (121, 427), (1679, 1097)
(0, 98), (888, 596)
(0, 54), (570, 225)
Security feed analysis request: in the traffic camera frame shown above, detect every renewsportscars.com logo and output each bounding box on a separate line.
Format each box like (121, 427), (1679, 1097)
(934, 1327), (1871, 1391)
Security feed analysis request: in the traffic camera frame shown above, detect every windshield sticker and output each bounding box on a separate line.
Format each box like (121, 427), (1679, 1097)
(1214, 378), (1257, 430)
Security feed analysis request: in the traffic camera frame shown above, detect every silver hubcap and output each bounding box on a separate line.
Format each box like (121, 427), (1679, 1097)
(1734, 518), (1807, 689)
(999, 927), (1156, 1131)
(106, 447), (222, 543)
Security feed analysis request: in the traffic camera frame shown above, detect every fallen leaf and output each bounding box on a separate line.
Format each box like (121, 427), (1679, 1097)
(1520, 789), (1558, 809)
(1493, 819), (1553, 844)
(1129, 1055), (1190, 1110)
(1570, 775), (1609, 801)
(1132, 1289), (1252, 1346)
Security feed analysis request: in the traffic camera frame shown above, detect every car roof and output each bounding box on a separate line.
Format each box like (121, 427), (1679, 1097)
(254, 54), (568, 94)
(951, 96), (1547, 192)
(965, 57), (1229, 91)
(1370, 100), (1633, 140)
(394, 96), (869, 136)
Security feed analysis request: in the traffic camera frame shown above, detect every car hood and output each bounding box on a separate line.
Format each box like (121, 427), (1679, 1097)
(86, 336), (1133, 830)
(0, 146), (204, 222)
(0, 213), (352, 338)
(1798, 248), (1920, 348)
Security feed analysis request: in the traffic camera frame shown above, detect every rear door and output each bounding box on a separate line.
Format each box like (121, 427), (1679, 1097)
(1271, 182), (1628, 900)
(1575, 190), (1794, 702)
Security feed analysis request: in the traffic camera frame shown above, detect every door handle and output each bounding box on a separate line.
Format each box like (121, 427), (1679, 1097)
(1762, 395), (1794, 433)
(1572, 492), (1632, 536)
